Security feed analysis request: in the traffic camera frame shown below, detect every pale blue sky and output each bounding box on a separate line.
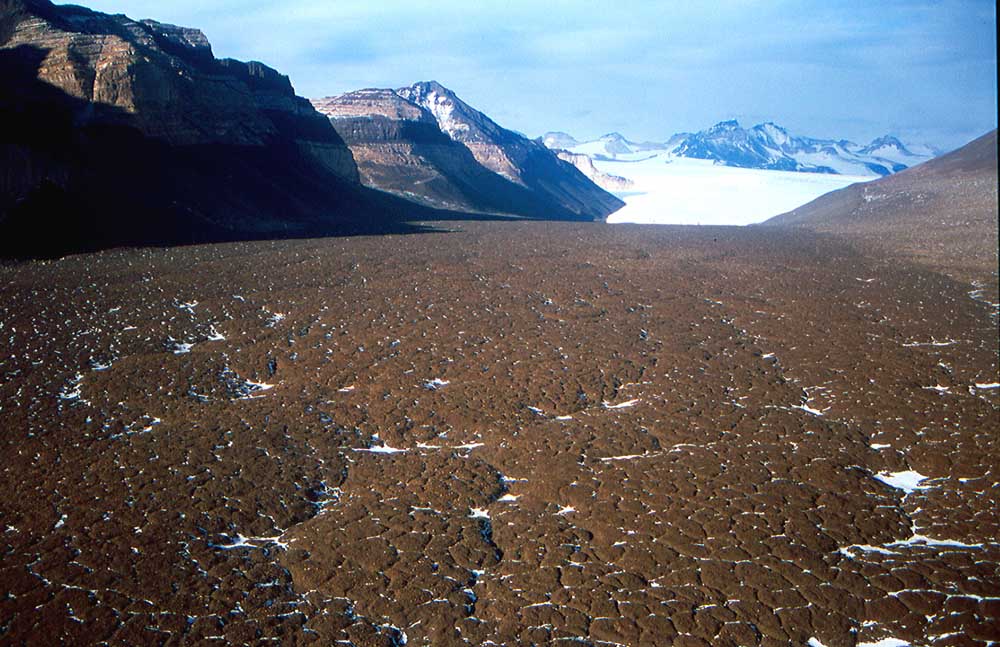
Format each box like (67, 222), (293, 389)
(70, 1), (996, 150)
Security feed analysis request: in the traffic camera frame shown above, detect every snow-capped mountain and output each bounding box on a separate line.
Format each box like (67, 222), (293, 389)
(544, 121), (936, 177)
(543, 132), (668, 160)
(856, 135), (940, 165)
(541, 132), (580, 150)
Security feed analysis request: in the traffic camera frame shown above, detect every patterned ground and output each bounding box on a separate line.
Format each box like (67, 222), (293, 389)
(1, 222), (997, 646)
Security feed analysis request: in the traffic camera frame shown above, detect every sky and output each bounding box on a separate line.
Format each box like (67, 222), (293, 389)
(71, 0), (996, 151)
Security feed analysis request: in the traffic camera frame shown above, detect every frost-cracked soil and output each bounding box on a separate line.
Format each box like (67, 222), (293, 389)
(1, 223), (997, 646)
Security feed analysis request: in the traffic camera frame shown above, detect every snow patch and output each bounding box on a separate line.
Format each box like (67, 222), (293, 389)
(211, 533), (288, 551)
(873, 470), (931, 494)
(791, 403), (825, 416)
(469, 508), (490, 520)
(599, 453), (658, 462)
(886, 534), (984, 550)
(239, 380), (274, 400)
(58, 373), (85, 401)
(354, 444), (408, 455)
(602, 399), (639, 410)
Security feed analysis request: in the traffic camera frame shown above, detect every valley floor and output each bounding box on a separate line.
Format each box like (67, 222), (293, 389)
(1, 222), (998, 646)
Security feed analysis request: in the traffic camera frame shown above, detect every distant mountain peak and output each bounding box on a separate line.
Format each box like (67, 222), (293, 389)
(869, 135), (905, 147)
(399, 80), (462, 105)
(546, 120), (935, 177)
(861, 135), (913, 156)
(413, 79), (451, 94)
(541, 131), (579, 149)
(710, 119), (742, 132)
(755, 121), (789, 134)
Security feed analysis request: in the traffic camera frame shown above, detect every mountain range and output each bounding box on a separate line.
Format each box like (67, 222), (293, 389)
(0, 0), (619, 257)
(311, 82), (623, 219)
(543, 121), (938, 177)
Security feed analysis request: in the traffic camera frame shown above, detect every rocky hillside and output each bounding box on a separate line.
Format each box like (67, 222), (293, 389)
(313, 89), (612, 219)
(0, 0), (414, 256)
(314, 83), (623, 221)
(395, 82), (623, 220)
(764, 130), (998, 282)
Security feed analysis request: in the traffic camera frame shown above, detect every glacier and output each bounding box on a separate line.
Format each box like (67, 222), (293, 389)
(597, 154), (872, 226)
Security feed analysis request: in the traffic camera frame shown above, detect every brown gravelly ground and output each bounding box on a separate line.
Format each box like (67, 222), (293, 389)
(1, 222), (998, 646)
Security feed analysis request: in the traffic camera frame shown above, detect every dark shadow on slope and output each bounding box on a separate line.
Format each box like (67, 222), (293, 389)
(409, 134), (594, 222)
(0, 46), (527, 259)
(329, 116), (595, 222)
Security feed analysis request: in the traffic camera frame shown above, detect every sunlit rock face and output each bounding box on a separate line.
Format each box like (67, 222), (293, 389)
(3, 0), (355, 169)
(313, 83), (625, 221)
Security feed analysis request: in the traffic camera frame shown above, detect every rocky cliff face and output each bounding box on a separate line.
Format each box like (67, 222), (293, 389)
(1, 0), (357, 181)
(314, 88), (623, 219)
(0, 0), (428, 257)
(314, 89), (509, 213)
(320, 81), (623, 221)
(398, 81), (525, 182)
